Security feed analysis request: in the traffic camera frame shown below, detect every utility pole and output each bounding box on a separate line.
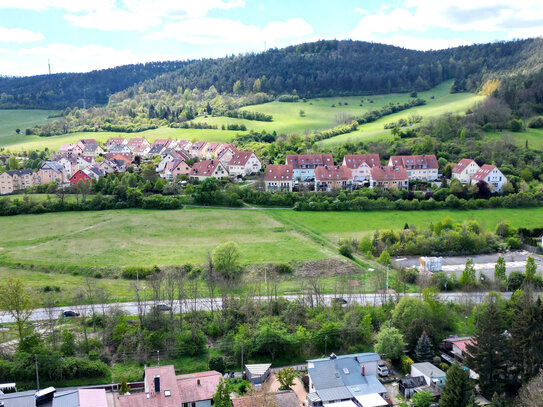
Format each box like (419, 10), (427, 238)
(48, 59), (51, 75)
(157, 350), (160, 366)
(241, 340), (244, 374)
(35, 355), (40, 390)
(324, 335), (328, 356)
(385, 265), (389, 304)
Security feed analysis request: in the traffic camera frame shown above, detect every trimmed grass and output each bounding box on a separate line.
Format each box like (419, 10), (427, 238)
(3, 126), (242, 152)
(487, 127), (543, 150)
(0, 109), (57, 148)
(190, 81), (483, 145)
(267, 207), (543, 242)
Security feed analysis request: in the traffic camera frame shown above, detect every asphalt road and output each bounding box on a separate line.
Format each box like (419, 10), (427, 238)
(0, 292), (516, 324)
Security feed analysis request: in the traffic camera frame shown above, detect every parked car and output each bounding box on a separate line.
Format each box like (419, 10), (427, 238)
(331, 297), (348, 305)
(377, 361), (389, 377)
(155, 303), (171, 312)
(63, 310), (80, 317)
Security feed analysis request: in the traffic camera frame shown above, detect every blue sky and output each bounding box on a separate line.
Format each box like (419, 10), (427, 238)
(0, 0), (541, 76)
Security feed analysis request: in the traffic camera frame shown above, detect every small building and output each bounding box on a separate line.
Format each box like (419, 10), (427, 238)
(58, 144), (76, 155)
(82, 143), (104, 157)
(163, 159), (192, 180)
(190, 160), (229, 181)
(217, 145), (238, 166)
(190, 141), (209, 158)
(77, 155), (94, 169)
(442, 336), (474, 362)
(452, 159), (480, 184)
(228, 151), (262, 177)
(369, 166), (408, 189)
(127, 138), (151, 156)
(107, 143), (132, 155)
(419, 256), (443, 273)
(106, 137), (127, 148)
(286, 154), (334, 181)
(70, 169), (92, 185)
(388, 155), (438, 181)
(411, 362), (447, 387)
(265, 164), (294, 192)
(399, 375), (427, 399)
(342, 154), (380, 183)
(244, 363), (271, 385)
(314, 165), (353, 191)
(470, 164), (507, 192)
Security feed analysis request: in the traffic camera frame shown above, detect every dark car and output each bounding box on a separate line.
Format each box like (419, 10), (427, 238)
(331, 297), (348, 305)
(155, 303), (171, 312)
(63, 310), (80, 317)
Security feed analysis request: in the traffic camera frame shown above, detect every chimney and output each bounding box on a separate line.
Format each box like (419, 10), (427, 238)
(361, 366), (365, 376)
(197, 379), (201, 386)
(154, 376), (160, 393)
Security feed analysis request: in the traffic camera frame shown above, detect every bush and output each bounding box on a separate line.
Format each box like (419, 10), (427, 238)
(508, 271), (525, 291)
(339, 243), (353, 259)
(506, 236), (522, 249)
(275, 263), (293, 274)
(209, 356), (226, 374)
(528, 117), (543, 128)
(401, 355), (414, 374)
(121, 266), (155, 279)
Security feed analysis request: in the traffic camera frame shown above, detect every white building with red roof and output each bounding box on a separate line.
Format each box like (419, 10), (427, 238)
(285, 154), (334, 181)
(228, 151), (262, 177)
(452, 159), (480, 184)
(190, 160), (228, 180)
(127, 138), (151, 156)
(470, 164), (507, 192)
(163, 159), (192, 180)
(265, 164), (294, 192)
(315, 165), (353, 191)
(370, 166), (409, 189)
(388, 154), (438, 181)
(106, 137), (128, 148)
(342, 154), (380, 183)
(118, 365), (221, 407)
(217, 144), (238, 166)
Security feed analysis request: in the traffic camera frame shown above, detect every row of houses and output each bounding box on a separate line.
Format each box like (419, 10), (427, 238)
(452, 159), (507, 192)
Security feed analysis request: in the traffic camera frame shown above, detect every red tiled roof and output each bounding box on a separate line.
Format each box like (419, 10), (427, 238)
(342, 154), (380, 169)
(177, 371), (222, 404)
(107, 137), (126, 145)
(265, 164), (293, 181)
(285, 154), (333, 169)
(191, 160), (221, 176)
(80, 138), (99, 145)
(315, 165), (352, 181)
(151, 139), (171, 147)
(452, 158), (476, 174)
(370, 165), (408, 181)
(471, 164), (496, 181)
(229, 151), (254, 166)
(389, 155), (438, 170)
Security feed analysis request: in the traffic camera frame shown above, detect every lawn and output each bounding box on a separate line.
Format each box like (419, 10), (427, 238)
(0, 207), (329, 269)
(268, 207), (543, 242)
(487, 127), (543, 150)
(190, 80), (484, 144)
(0, 109), (57, 148)
(2, 126), (243, 152)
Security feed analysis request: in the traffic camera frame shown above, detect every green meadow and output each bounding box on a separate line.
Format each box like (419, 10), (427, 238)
(0, 109), (57, 147)
(486, 127), (543, 150)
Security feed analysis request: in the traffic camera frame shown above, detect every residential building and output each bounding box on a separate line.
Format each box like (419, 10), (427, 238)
(99, 159), (126, 174)
(217, 144), (238, 166)
(315, 165), (353, 191)
(306, 353), (387, 407)
(163, 159), (192, 180)
(228, 151), (262, 177)
(442, 336), (474, 362)
(118, 365), (221, 407)
(37, 161), (67, 184)
(77, 155), (94, 169)
(388, 155), (438, 181)
(286, 154), (334, 181)
(106, 153), (132, 166)
(55, 155), (79, 178)
(127, 138), (151, 156)
(452, 159), (480, 184)
(190, 160), (228, 180)
(265, 164), (294, 192)
(204, 142), (223, 158)
(369, 166), (409, 189)
(70, 169), (92, 185)
(76, 139), (99, 152)
(410, 363), (447, 387)
(342, 154), (380, 183)
(106, 137), (127, 148)
(107, 143), (132, 155)
(158, 150), (190, 172)
(399, 376), (428, 399)
(0, 387), (107, 407)
(175, 139), (192, 152)
(0, 169), (35, 195)
(244, 364), (271, 385)
(233, 392), (299, 407)
(82, 143), (104, 157)
(148, 144), (167, 156)
(470, 164), (507, 192)
(190, 141), (209, 158)
(58, 144), (76, 155)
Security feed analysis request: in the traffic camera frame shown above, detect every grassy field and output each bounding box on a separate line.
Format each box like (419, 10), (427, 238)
(0, 109), (57, 147)
(190, 80), (484, 144)
(487, 127), (543, 150)
(1, 125), (242, 152)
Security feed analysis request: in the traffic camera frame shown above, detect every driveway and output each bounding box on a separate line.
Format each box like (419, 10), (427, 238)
(263, 373), (307, 406)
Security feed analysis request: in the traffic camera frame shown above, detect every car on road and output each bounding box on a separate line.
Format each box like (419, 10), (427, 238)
(331, 297), (348, 305)
(377, 361), (389, 377)
(155, 303), (171, 312)
(63, 310), (80, 318)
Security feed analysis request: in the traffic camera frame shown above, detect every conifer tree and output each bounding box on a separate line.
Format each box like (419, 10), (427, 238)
(466, 294), (508, 396)
(415, 331), (434, 362)
(440, 362), (475, 407)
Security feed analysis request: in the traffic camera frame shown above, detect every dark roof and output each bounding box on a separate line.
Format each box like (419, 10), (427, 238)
(400, 376), (427, 389)
(5, 169), (33, 176)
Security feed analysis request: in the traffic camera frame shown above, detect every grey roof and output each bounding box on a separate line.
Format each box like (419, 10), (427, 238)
(273, 391), (299, 407)
(307, 392), (321, 402)
(412, 363), (446, 378)
(52, 390), (78, 407)
(308, 353), (381, 390)
(149, 145), (166, 155)
(0, 389), (53, 407)
(43, 161), (65, 173)
(308, 353), (380, 364)
(400, 376), (427, 389)
(347, 376), (386, 397)
(6, 169), (33, 176)
(245, 363), (271, 376)
(316, 386), (353, 402)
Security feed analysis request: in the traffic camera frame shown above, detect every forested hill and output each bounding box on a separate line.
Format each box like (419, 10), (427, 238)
(0, 61), (188, 109)
(1, 38), (542, 110)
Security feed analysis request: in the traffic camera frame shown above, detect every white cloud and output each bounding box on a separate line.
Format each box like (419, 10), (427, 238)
(146, 17), (313, 45)
(0, 43), (181, 76)
(354, 8), (367, 14)
(63, 9), (161, 31)
(0, 26), (43, 43)
(0, 0), (113, 13)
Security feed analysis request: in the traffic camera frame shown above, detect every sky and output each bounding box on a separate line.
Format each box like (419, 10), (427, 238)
(0, 0), (542, 76)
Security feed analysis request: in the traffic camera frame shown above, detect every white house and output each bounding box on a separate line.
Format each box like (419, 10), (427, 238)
(286, 154), (334, 181)
(470, 164), (507, 192)
(342, 154), (380, 183)
(228, 151), (262, 177)
(388, 155), (439, 181)
(452, 159), (480, 183)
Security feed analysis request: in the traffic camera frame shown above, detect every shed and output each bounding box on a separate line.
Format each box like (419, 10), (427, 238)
(244, 364), (271, 385)
(399, 376), (427, 398)
(411, 363), (447, 386)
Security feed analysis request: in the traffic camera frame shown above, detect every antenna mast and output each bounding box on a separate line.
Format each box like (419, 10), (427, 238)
(48, 59), (51, 75)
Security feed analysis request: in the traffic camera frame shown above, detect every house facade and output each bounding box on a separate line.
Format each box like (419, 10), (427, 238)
(164, 159), (192, 180)
(70, 169), (92, 185)
(410, 363), (447, 387)
(190, 160), (228, 180)
(314, 165), (353, 191)
(388, 155), (438, 181)
(37, 161), (66, 184)
(265, 165), (294, 192)
(470, 164), (507, 192)
(286, 154), (334, 181)
(127, 138), (151, 156)
(370, 166), (409, 189)
(0, 169), (35, 195)
(228, 151), (262, 177)
(342, 154), (380, 183)
(452, 159), (480, 184)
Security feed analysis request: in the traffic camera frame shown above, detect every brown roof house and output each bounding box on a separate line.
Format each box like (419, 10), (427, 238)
(342, 154), (380, 183)
(470, 164), (507, 192)
(163, 159), (192, 180)
(315, 165), (353, 191)
(190, 160), (228, 181)
(388, 155), (438, 181)
(452, 159), (480, 184)
(227, 151), (262, 177)
(127, 138), (151, 156)
(286, 154), (334, 181)
(265, 164), (294, 192)
(370, 166), (408, 189)
(118, 365), (221, 407)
